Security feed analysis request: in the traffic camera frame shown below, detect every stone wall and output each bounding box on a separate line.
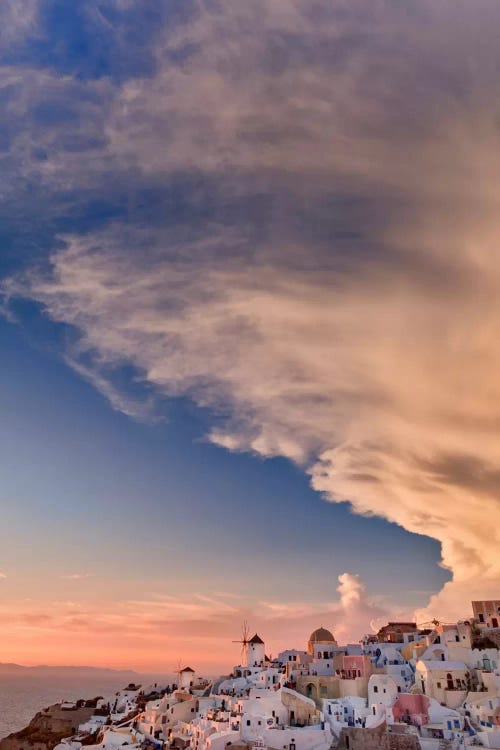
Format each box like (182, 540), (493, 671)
(384, 733), (420, 750)
(337, 723), (387, 750)
(337, 724), (420, 750)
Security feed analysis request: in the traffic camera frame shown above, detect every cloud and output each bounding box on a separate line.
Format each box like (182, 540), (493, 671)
(3, 0), (500, 623)
(0, 577), (387, 668)
(0, 0), (39, 50)
(0, 573), (7, 580)
(60, 573), (94, 580)
(63, 355), (158, 421)
(260, 573), (390, 643)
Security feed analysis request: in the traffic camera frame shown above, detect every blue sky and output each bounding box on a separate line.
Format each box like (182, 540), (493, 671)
(0, 313), (447, 602)
(0, 0), (499, 669)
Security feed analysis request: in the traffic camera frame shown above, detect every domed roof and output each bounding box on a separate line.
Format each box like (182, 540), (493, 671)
(307, 626), (337, 654)
(309, 627), (336, 643)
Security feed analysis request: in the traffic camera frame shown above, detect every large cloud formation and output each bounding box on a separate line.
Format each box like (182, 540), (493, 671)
(4, 0), (500, 623)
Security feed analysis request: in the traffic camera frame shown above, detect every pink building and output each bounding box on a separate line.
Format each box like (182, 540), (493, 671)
(338, 655), (370, 679)
(392, 694), (430, 727)
(472, 600), (500, 629)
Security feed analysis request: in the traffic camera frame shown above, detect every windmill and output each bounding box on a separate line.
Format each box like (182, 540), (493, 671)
(233, 620), (250, 665)
(173, 658), (184, 687)
(417, 619), (441, 629)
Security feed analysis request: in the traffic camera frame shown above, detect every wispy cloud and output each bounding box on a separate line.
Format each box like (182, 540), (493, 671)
(0, 0), (39, 49)
(0, 576), (389, 669)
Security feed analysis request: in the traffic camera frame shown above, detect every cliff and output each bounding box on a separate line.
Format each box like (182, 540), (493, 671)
(0, 702), (98, 750)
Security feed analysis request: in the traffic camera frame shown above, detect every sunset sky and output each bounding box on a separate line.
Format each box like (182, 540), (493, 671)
(0, 0), (499, 673)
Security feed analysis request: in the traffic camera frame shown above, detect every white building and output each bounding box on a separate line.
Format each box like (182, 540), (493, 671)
(248, 634), (266, 667)
(415, 660), (470, 709)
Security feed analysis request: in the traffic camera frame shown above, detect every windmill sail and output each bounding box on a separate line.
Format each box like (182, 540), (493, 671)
(232, 620), (250, 664)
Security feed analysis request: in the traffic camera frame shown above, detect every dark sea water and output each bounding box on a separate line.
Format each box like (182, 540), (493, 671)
(0, 671), (138, 740)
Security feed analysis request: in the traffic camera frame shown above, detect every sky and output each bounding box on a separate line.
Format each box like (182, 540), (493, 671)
(0, 0), (498, 673)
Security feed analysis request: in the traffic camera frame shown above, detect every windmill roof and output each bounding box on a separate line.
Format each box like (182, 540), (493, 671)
(181, 667), (195, 672)
(249, 634), (264, 644)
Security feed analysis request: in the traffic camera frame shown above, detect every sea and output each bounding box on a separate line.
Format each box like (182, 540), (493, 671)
(0, 669), (160, 740)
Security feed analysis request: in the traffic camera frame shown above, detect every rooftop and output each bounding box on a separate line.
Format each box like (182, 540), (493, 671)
(249, 634), (264, 644)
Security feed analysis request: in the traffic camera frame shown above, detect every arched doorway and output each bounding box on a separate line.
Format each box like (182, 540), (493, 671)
(306, 683), (317, 700)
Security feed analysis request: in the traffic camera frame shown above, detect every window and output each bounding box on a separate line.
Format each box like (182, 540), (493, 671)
(246, 720), (251, 726)
(373, 686), (378, 693)
(437, 682), (441, 689)
(479, 614), (484, 623)
(397, 687), (401, 693)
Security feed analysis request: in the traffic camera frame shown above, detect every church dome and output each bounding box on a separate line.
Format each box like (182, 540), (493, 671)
(308, 627), (337, 654)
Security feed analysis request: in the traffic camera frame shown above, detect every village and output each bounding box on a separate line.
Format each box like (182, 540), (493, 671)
(3, 600), (499, 750)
